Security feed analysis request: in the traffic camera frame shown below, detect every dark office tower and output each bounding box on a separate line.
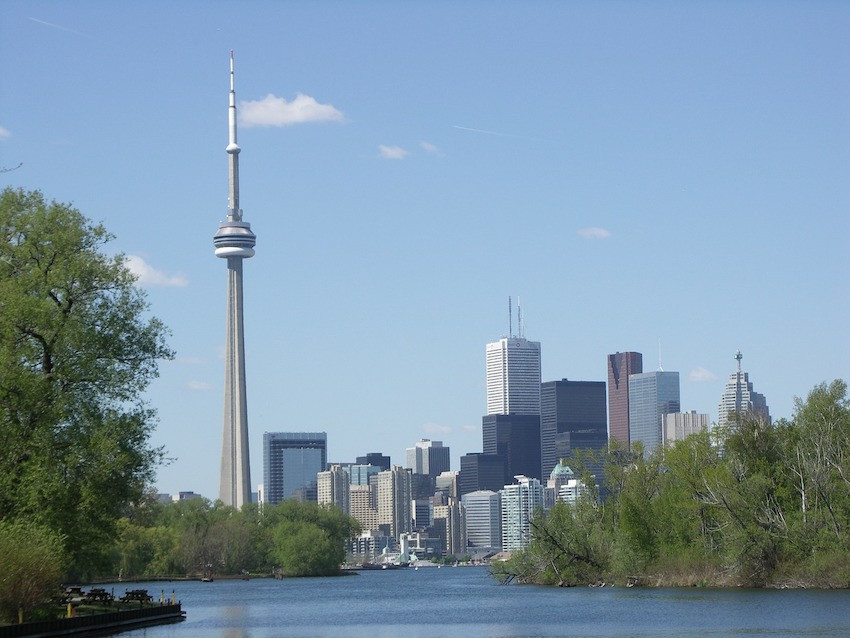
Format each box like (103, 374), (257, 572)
(356, 452), (390, 472)
(459, 453), (507, 496)
(263, 432), (327, 505)
(607, 352), (643, 449)
(482, 414), (542, 483)
(541, 380), (608, 477)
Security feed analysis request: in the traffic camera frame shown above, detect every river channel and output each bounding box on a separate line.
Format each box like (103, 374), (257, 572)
(111, 565), (850, 637)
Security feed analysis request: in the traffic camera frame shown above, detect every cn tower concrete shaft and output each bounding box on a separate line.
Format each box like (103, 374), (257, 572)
(214, 52), (256, 508)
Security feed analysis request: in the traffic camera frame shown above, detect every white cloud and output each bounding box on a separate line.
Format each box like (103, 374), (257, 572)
(126, 255), (189, 288)
(0, 126), (10, 140)
(689, 367), (718, 382)
(421, 422), (452, 435)
(187, 380), (212, 391)
(420, 141), (441, 155)
(379, 144), (408, 160)
(577, 227), (611, 240)
(239, 93), (344, 127)
(462, 424), (479, 433)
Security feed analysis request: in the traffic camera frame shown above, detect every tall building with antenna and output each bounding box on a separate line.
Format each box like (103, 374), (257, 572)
(214, 52), (257, 508)
(716, 350), (770, 430)
(485, 298), (541, 416)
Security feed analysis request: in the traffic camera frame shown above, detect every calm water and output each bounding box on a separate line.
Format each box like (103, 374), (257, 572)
(111, 566), (850, 638)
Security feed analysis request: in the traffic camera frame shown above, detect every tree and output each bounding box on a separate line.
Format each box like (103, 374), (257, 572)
(0, 520), (65, 623)
(0, 187), (173, 578)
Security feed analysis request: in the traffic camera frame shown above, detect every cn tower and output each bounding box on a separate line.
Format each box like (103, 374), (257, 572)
(214, 52), (256, 508)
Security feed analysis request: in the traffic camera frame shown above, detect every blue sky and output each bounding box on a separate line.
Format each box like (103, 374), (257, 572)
(2, 1), (848, 499)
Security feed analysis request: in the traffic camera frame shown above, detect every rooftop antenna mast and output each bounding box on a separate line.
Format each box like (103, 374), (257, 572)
(658, 338), (663, 371)
(508, 296), (512, 338)
(517, 296), (523, 338)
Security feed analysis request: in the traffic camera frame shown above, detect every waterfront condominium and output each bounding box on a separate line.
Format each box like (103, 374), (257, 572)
(486, 337), (542, 416)
(376, 465), (412, 539)
(500, 475), (544, 551)
(262, 432), (327, 505)
(628, 371), (680, 457)
(317, 464), (350, 513)
(607, 352), (643, 449)
(716, 350), (770, 430)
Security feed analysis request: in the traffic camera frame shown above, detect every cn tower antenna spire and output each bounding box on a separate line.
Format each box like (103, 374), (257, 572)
(226, 50), (241, 221)
(214, 51), (256, 509)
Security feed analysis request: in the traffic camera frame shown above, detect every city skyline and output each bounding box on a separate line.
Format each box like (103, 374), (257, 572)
(2, 2), (847, 499)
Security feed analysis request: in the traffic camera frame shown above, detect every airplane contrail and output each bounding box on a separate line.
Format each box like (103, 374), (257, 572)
(28, 17), (83, 35)
(451, 124), (532, 139)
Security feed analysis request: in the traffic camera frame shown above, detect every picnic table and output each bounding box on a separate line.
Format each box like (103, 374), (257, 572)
(120, 589), (152, 603)
(84, 587), (114, 603)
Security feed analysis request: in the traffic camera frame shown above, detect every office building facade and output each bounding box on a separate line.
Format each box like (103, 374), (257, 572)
(459, 453), (506, 496)
(628, 371), (680, 457)
(405, 439), (451, 478)
(262, 432), (327, 505)
(482, 413), (542, 482)
(663, 411), (710, 444)
(462, 490), (502, 551)
(486, 337), (542, 416)
(540, 379), (607, 478)
(607, 352), (643, 449)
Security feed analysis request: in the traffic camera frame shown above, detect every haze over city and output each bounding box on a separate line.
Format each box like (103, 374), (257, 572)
(1, 1), (847, 499)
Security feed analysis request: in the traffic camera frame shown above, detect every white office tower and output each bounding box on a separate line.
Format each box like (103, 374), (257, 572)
(462, 490), (502, 551)
(717, 351), (770, 430)
(215, 52), (257, 509)
(377, 465), (412, 539)
(500, 475), (544, 551)
(486, 337), (542, 415)
(663, 411), (711, 444)
(545, 460), (584, 509)
(405, 439), (451, 478)
(318, 464), (350, 513)
(434, 501), (467, 558)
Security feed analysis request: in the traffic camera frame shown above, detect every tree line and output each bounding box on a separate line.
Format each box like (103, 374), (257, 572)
(493, 379), (850, 589)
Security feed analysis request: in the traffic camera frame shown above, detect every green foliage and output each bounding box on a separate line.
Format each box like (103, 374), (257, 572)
(504, 380), (850, 588)
(101, 498), (360, 579)
(0, 188), (173, 578)
(268, 501), (358, 577)
(0, 520), (65, 623)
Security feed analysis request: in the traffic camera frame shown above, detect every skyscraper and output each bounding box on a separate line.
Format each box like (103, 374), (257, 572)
(317, 464), (350, 513)
(377, 465), (412, 539)
(462, 490), (502, 550)
(717, 350), (770, 430)
(607, 352), (643, 449)
(540, 379), (607, 477)
(405, 439), (451, 478)
(628, 371), (680, 457)
(482, 414), (542, 482)
(459, 453), (506, 496)
(486, 337), (542, 415)
(355, 452), (391, 471)
(215, 53), (257, 508)
(262, 432), (327, 504)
